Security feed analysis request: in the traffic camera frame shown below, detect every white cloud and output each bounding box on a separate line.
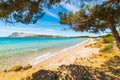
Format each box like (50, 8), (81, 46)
(0, 26), (101, 37)
(60, 1), (79, 13)
(0, 27), (56, 37)
(37, 21), (61, 26)
(43, 8), (59, 19)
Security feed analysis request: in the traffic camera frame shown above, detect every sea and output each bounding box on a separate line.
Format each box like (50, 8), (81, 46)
(0, 37), (87, 70)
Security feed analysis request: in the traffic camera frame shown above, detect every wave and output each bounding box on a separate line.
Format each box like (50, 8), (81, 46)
(32, 52), (51, 65)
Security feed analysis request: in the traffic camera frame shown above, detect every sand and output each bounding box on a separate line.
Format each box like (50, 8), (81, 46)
(0, 38), (100, 80)
(33, 38), (100, 70)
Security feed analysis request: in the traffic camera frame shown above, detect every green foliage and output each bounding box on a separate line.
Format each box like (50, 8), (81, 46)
(102, 34), (115, 43)
(0, 0), (99, 24)
(0, 0), (61, 24)
(60, 0), (120, 49)
(60, 2), (120, 33)
(32, 70), (59, 80)
(101, 44), (113, 53)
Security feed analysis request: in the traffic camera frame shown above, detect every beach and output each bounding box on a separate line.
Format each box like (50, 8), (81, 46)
(0, 1), (120, 79)
(34, 38), (100, 70)
(0, 38), (100, 80)
(0, 38), (86, 70)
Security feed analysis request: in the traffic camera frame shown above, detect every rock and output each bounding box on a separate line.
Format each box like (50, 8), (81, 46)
(8, 65), (23, 72)
(99, 54), (102, 56)
(23, 64), (32, 70)
(3, 69), (7, 72)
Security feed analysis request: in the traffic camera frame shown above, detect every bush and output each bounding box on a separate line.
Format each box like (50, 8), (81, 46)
(102, 34), (114, 43)
(101, 44), (113, 53)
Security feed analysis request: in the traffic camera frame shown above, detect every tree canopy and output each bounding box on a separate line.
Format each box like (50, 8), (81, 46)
(0, 0), (98, 24)
(0, 0), (61, 24)
(60, 0), (120, 49)
(60, 1), (120, 32)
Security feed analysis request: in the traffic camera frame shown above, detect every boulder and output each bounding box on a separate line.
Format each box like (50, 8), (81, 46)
(23, 64), (32, 70)
(8, 65), (23, 72)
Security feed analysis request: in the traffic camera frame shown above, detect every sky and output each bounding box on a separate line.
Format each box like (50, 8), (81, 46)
(0, 0), (103, 37)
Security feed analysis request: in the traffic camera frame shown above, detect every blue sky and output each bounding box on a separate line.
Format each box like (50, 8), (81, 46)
(0, 1), (102, 37)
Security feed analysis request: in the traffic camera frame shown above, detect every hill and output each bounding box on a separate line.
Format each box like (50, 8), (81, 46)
(8, 32), (65, 38)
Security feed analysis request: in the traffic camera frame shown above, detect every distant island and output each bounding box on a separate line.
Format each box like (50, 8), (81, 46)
(8, 32), (66, 38)
(8, 32), (97, 38)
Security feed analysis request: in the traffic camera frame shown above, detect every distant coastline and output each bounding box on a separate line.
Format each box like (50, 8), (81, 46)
(8, 32), (66, 38)
(8, 32), (97, 38)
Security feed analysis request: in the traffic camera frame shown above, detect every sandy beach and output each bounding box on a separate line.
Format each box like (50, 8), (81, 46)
(0, 1), (120, 79)
(0, 38), (100, 80)
(33, 38), (100, 70)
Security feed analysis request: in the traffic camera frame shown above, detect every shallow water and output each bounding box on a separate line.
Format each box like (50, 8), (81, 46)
(0, 37), (87, 69)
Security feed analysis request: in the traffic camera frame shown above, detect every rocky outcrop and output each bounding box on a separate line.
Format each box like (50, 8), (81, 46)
(8, 65), (23, 72)
(7, 64), (32, 72)
(23, 64), (32, 70)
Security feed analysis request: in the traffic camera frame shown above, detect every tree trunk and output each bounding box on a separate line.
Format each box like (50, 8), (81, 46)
(110, 23), (120, 49)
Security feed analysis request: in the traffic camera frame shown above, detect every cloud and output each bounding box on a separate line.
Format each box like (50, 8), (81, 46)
(0, 26), (100, 37)
(0, 26), (56, 36)
(43, 8), (59, 19)
(60, 1), (79, 13)
(37, 21), (61, 26)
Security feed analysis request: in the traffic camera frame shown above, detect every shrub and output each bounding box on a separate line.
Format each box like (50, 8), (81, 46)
(102, 34), (114, 43)
(101, 44), (113, 53)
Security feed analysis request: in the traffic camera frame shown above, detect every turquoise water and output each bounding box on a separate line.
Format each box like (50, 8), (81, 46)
(0, 38), (87, 69)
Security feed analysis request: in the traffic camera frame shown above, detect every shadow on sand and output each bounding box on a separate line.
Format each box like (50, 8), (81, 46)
(27, 56), (120, 80)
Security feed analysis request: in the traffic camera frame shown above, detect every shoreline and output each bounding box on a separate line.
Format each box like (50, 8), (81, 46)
(33, 38), (100, 70)
(0, 38), (87, 70)
(0, 38), (100, 80)
(0, 38), (120, 80)
(31, 38), (89, 66)
(0, 38), (99, 71)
